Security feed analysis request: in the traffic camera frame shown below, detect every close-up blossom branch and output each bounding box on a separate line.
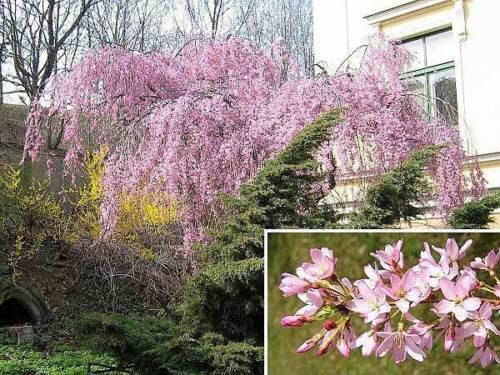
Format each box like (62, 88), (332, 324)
(279, 240), (500, 368)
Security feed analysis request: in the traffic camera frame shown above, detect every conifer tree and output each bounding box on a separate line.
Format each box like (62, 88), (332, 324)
(178, 109), (343, 371)
(350, 145), (443, 228)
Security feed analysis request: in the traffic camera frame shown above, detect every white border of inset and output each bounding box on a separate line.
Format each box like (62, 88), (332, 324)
(263, 228), (500, 375)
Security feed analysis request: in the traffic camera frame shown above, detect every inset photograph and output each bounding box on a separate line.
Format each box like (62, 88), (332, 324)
(267, 231), (500, 374)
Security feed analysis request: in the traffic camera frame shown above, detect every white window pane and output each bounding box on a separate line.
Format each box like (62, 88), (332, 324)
(430, 68), (458, 125)
(426, 29), (454, 66)
(404, 76), (426, 109)
(403, 38), (425, 71)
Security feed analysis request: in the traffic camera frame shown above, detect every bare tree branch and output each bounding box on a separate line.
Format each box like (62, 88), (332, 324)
(1, 0), (99, 101)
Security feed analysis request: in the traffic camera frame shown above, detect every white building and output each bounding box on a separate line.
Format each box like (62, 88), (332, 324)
(314, 0), (500, 225)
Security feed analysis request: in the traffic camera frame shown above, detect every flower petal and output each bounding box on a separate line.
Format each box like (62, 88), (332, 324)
(337, 339), (350, 358)
(295, 304), (319, 317)
(458, 239), (473, 258)
(395, 299), (410, 313)
(460, 322), (477, 338)
(392, 341), (406, 363)
(310, 248), (323, 264)
(453, 304), (468, 322)
(485, 249), (497, 268)
(402, 270), (417, 290)
(479, 302), (492, 319)
(406, 337), (425, 362)
(307, 290), (324, 307)
(468, 347), (484, 364)
(357, 281), (376, 300)
(376, 335), (394, 357)
(473, 334), (486, 348)
(484, 320), (500, 335)
(435, 300), (453, 315)
(439, 278), (456, 300)
(480, 348), (493, 368)
(446, 239), (459, 259)
(463, 297), (481, 312)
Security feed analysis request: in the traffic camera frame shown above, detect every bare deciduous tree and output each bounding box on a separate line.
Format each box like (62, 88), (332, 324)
(180, 0), (255, 39)
(240, 0), (314, 74)
(1, 0), (98, 101)
(171, 0), (314, 75)
(84, 0), (169, 52)
(0, 0), (314, 108)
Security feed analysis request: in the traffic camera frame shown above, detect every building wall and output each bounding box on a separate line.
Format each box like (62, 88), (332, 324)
(313, 0), (500, 193)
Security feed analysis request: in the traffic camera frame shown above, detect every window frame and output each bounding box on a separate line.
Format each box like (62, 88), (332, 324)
(400, 27), (457, 122)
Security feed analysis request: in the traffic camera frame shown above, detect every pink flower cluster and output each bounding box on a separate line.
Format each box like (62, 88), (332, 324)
(23, 36), (485, 251)
(279, 240), (500, 368)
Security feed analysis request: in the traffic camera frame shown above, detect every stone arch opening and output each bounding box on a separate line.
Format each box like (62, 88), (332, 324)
(0, 298), (36, 327)
(0, 281), (48, 327)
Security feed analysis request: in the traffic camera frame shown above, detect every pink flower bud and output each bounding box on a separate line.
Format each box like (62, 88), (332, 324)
(337, 338), (350, 358)
(296, 339), (315, 353)
(280, 315), (305, 327)
(279, 273), (310, 297)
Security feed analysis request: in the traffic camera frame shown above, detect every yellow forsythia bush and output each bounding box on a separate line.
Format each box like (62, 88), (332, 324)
(70, 147), (179, 258)
(67, 147), (107, 240)
(116, 191), (179, 239)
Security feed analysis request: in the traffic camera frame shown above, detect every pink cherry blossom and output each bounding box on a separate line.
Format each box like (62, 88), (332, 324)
(25, 36), (485, 249)
(495, 284), (500, 298)
(300, 247), (336, 281)
(408, 322), (433, 352)
(279, 273), (310, 297)
(337, 326), (357, 358)
(432, 239), (472, 263)
(355, 330), (379, 356)
(376, 325), (426, 363)
(435, 278), (481, 321)
(468, 345), (500, 368)
(356, 314), (391, 356)
(295, 290), (323, 317)
(471, 249), (500, 271)
(434, 316), (467, 353)
(347, 281), (391, 322)
(419, 255), (458, 289)
(371, 240), (403, 272)
(404, 313), (434, 353)
(418, 242), (459, 288)
(355, 319), (391, 356)
(383, 270), (421, 313)
(280, 239), (499, 368)
(317, 323), (356, 357)
(461, 302), (500, 347)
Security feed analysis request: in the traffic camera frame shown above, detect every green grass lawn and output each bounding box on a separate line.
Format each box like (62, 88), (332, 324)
(267, 232), (500, 375)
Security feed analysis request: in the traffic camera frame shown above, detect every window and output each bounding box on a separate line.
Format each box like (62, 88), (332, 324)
(401, 28), (458, 126)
